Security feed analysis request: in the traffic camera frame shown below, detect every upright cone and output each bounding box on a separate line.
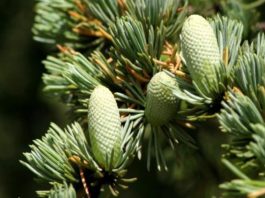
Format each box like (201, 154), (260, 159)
(88, 85), (122, 169)
(145, 71), (179, 126)
(181, 15), (220, 94)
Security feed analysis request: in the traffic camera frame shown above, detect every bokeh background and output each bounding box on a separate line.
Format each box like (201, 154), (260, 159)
(0, 0), (265, 197)
(0, 1), (67, 197)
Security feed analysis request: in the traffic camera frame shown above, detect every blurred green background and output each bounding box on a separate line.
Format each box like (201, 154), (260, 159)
(0, 0), (265, 197)
(0, 1), (67, 197)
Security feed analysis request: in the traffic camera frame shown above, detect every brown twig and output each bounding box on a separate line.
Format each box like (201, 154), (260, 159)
(153, 57), (190, 82)
(74, 0), (86, 13)
(117, 0), (127, 11)
(69, 11), (87, 21)
(126, 65), (150, 83)
(57, 44), (77, 55)
(80, 169), (91, 198)
(73, 25), (112, 41)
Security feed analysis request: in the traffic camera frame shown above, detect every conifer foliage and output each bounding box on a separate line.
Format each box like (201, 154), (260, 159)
(22, 0), (265, 197)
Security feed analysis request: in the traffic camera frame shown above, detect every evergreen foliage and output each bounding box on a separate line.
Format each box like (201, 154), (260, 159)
(22, 0), (265, 197)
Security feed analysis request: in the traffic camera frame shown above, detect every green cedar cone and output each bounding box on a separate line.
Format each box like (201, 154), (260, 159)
(181, 15), (220, 91)
(88, 85), (122, 169)
(145, 71), (179, 126)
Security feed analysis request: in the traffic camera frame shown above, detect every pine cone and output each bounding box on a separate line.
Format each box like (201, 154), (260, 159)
(181, 15), (220, 92)
(145, 71), (179, 126)
(88, 85), (122, 169)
